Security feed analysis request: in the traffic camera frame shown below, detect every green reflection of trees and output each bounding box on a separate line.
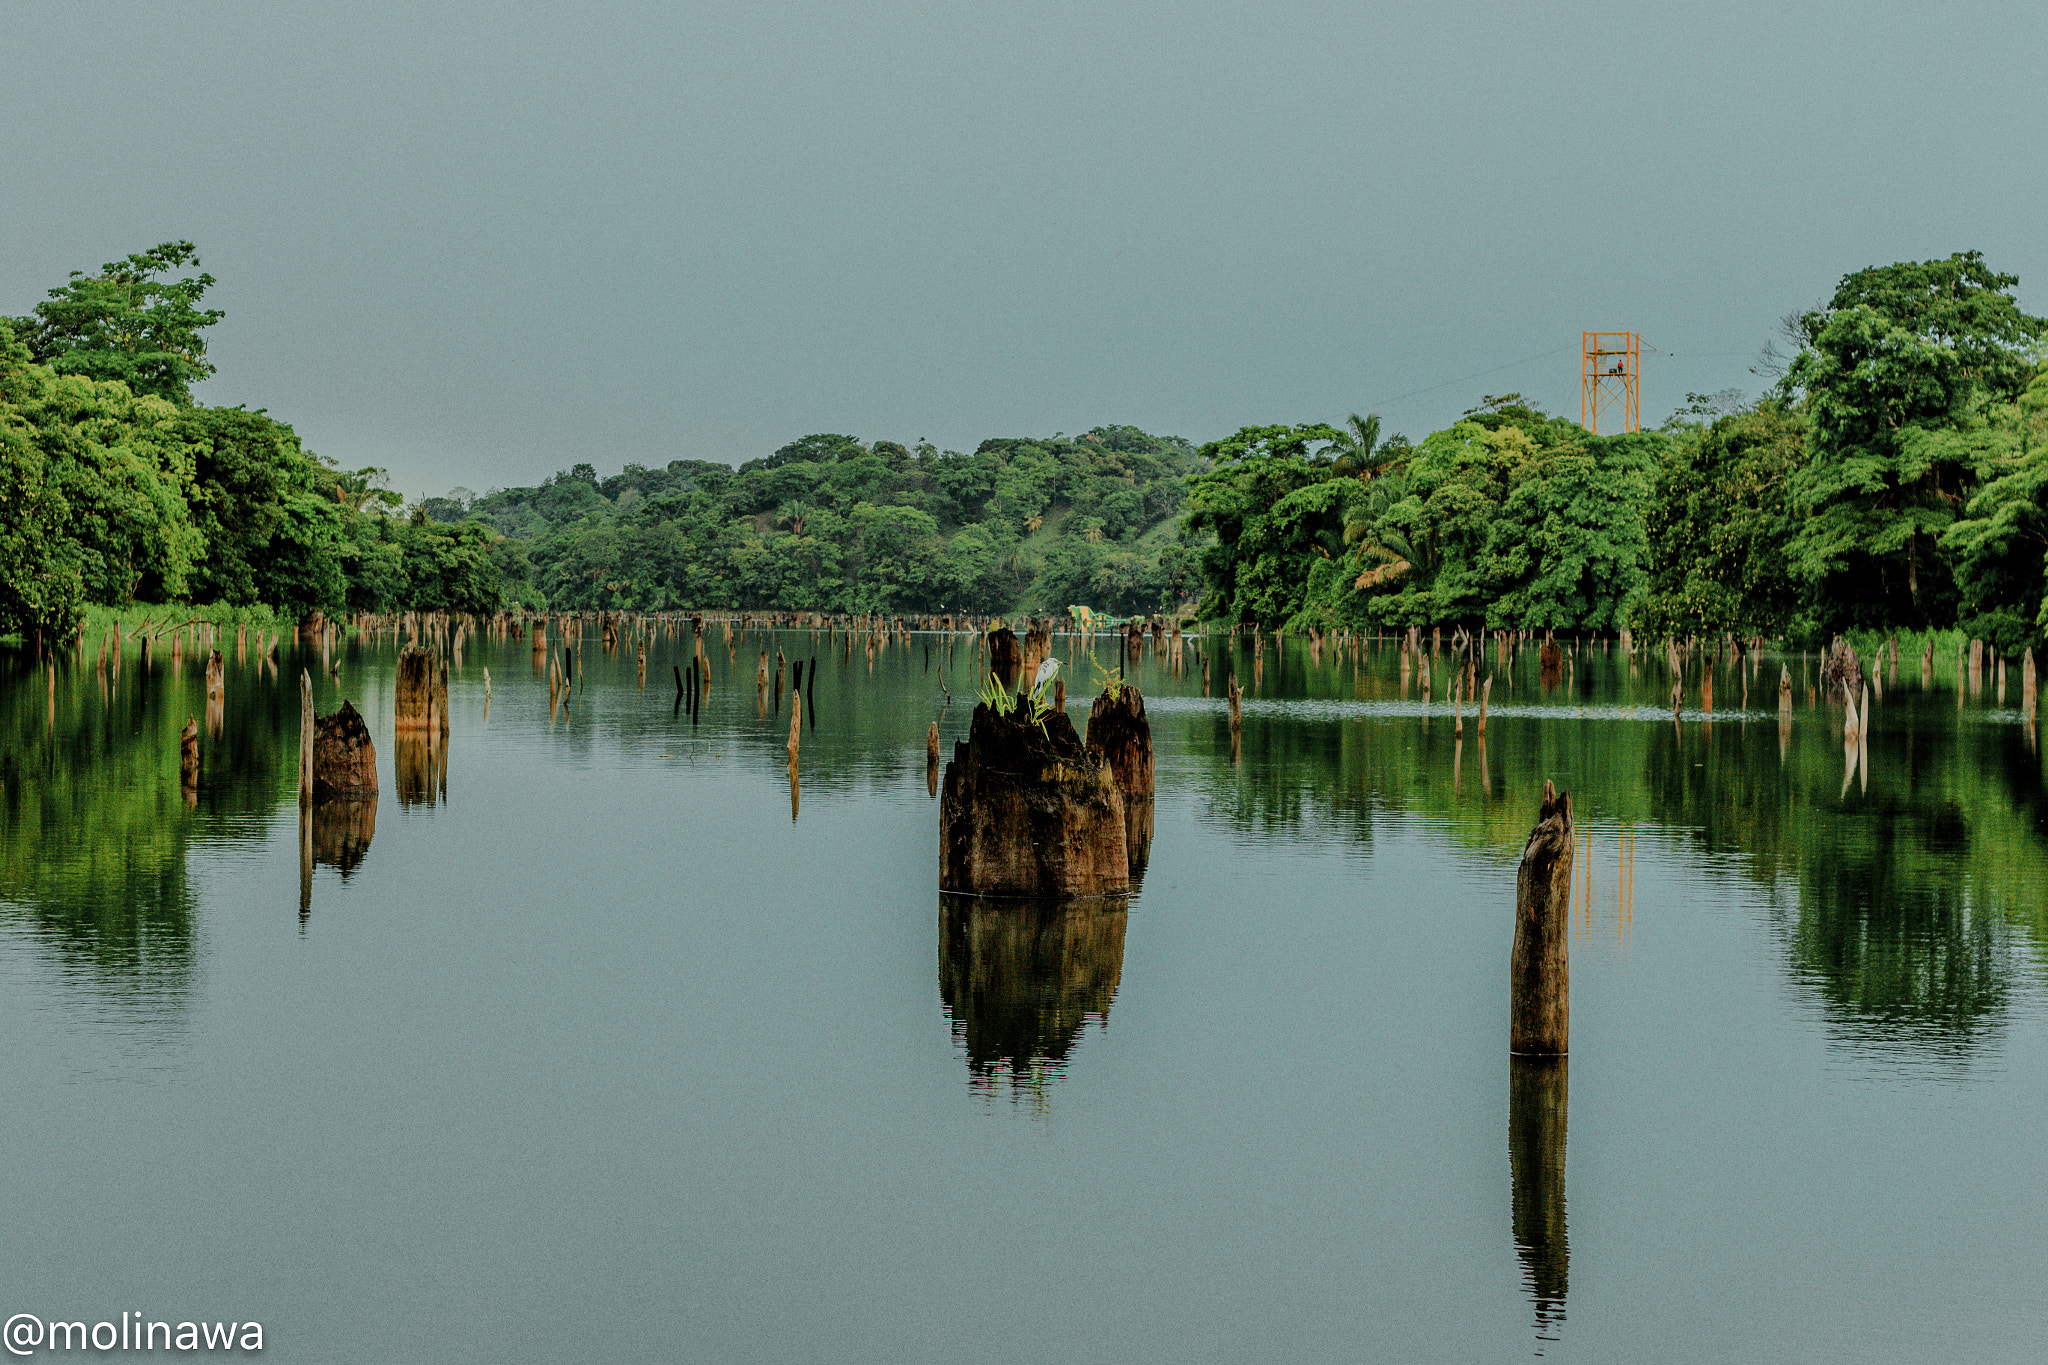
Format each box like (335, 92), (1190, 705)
(1177, 638), (2048, 1055)
(0, 642), (300, 998)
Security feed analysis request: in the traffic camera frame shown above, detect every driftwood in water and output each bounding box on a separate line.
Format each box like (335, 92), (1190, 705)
(312, 700), (379, 799)
(1510, 780), (1574, 1056)
(940, 699), (1128, 899)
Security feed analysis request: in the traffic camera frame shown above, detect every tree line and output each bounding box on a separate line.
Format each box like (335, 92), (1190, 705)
(5, 244), (2042, 651)
(1193, 252), (2046, 653)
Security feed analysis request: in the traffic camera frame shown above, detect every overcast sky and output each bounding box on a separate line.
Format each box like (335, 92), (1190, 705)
(6, 0), (2043, 500)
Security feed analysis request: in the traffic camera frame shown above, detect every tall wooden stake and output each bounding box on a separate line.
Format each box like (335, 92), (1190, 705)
(1511, 780), (1574, 1056)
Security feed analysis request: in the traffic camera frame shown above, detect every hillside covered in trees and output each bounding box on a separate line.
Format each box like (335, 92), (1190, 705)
(442, 427), (1203, 616)
(5, 243), (2044, 653)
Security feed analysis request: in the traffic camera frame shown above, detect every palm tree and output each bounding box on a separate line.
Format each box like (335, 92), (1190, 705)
(1326, 412), (1390, 482)
(776, 499), (815, 536)
(1342, 473), (1421, 588)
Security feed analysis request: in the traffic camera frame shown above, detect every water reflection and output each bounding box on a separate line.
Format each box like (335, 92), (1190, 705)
(937, 894), (1126, 1109)
(1508, 1055), (1568, 1351)
(394, 733), (448, 807)
(312, 797), (378, 876)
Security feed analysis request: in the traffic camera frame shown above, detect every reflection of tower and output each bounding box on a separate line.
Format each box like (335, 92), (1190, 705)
(1509, 1056), (1569, 1345)
(938, 896), (1127, 1106)
(1580, 332), (1640, 434)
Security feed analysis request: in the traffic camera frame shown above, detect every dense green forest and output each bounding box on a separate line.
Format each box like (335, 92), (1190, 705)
(1192, 252), (2047, 652)
(4, 244), (2044, 650)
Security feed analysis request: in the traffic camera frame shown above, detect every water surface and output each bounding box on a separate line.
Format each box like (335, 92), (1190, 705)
(4, 626), (2046, 1362)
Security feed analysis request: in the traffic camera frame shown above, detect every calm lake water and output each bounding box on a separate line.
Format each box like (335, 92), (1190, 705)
(4, 624), (2047, 1363)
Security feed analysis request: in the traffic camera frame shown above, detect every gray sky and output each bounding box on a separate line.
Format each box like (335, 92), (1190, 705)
(6, 0), (2044, 500)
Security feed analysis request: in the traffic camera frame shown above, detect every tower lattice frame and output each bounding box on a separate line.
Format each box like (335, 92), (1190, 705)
(1581, 332), (1640, 434)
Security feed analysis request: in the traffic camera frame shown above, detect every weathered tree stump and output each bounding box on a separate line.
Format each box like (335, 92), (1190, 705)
(1086, 685), (1155, 878)
(313, 700), (379, 799)
(940, 699), (1128, 899)
(395, 648), (436, 731)
(987, 628), (1021, 689)
(1538, 640), (1563, 684)
(1511, 780), (1574, 1056)
(1779, 664), (1793, 713)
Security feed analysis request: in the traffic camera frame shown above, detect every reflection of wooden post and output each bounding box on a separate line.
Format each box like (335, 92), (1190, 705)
(299, 795), (313, 918)
(299, 670), (314, 801)
(1511, 781), (1573, 1056)
(180, 716), (200, 796)
(1509, 1055), (1569, 1330)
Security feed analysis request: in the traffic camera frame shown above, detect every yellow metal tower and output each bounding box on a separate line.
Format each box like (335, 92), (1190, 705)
(1581, 332), (1640, 434)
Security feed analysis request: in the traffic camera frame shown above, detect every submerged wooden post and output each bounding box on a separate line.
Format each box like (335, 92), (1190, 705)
(299, 669), (314, 800)
(1510, 781), (1574, 1056)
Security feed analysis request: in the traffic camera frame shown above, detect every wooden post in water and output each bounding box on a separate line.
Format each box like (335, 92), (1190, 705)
(1478, 675), (1492, 734)
(1510, 781), (1574, 1056)
(2023, 647), (2036, 721)
(787, 690), (801, 762)
(299, 669), (314, 801)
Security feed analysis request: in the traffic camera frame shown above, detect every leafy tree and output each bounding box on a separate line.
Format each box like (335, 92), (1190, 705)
(1783, 251), (2048, 633)
(8, 242), (223, 404)
(1639, 403), (1805, 639)
(1938, 367), (2048, 653)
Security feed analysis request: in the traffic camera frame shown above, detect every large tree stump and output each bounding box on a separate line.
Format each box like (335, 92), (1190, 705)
(1085, 685), (1155, 878)
(313, 700), (379, 798)
(1511, 780), (1574, 1056)
(395, 647), (435, 731)
(941, 699), (1128, 899)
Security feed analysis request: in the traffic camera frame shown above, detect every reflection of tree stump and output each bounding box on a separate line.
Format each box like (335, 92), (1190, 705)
(1086, 686), (1154, 879)
(939, 895), (1127, 1088)
(394, 733), (446, 807)
(312, 701), (379, 798)
(1509, 1055), (1569, 1332)
(940, 701), (1128, 898)
(311, 798), (378, 875)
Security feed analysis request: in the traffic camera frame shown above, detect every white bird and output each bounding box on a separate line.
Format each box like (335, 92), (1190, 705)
(1032, 657), (1060, 697)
